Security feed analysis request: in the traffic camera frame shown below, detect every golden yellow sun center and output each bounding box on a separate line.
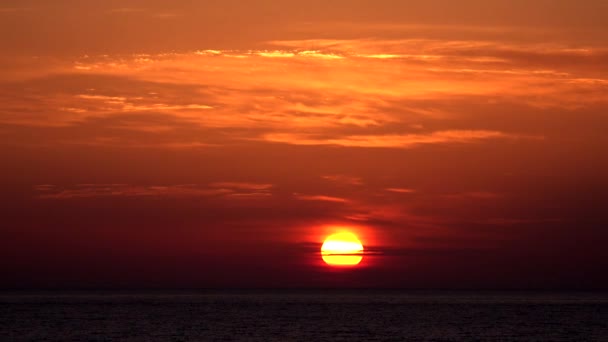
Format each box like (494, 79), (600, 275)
(321, 232), (364, 266)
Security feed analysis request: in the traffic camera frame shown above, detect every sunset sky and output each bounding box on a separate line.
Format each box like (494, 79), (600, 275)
(1, 0), (607, 289)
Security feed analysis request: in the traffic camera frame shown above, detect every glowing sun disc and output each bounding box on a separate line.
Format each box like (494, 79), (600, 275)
(321, 232), (364, 266)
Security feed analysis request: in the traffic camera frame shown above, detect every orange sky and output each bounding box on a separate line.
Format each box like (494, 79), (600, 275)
(1, 0), (607, 289)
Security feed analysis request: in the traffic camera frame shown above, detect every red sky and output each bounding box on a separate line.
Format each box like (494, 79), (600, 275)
(1, 0), (607, 289)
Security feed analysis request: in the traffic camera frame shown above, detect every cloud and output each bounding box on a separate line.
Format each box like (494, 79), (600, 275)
(321, 175), (363, 186)
(386, 188), (416, 194)
(208, 182), (273, 191)
(0, 37), (603, 151)
(442, 191), (505, 200)
(75, 94), (213, 113)
(35, 183), (273, 200)
(33, 184), (56, 191)
(294, 194), (351, 203)
(36, 184), (225, 199)
(0, 7), (35, 13)
(262, 130), (513, 148)
(107, 8), (146, 14)
(476, 218), (562, 226)
(107, 8), (181, 19)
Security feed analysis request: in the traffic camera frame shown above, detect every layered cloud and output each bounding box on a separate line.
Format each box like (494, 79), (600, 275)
(2, 37), (606, 151)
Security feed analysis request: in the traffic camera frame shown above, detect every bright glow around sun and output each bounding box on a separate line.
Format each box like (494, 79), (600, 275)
(321, 232), (364, 266)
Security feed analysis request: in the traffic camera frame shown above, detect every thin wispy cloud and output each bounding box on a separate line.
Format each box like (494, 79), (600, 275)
(107, 8), (146, 14)
(263, 130), (515, 149)
(386, 188), (416, 194)
(35, 183), (273, 199)
(209, 182), (273, 191)
(294, 194), (351, 203)
(0, 7), (36, 14)
(322, 175), (364, 186)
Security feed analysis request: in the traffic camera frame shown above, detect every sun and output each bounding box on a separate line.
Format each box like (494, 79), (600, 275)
(321, 232), (364, 266)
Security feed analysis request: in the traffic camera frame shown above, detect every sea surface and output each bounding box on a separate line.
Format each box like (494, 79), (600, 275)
(1, 291), (607, 341)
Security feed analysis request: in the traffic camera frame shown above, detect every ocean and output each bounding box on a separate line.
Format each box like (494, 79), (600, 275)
(1, 291), (607, 341)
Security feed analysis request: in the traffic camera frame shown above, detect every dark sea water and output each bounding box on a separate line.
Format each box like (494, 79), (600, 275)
(1, 291), (607, 341)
